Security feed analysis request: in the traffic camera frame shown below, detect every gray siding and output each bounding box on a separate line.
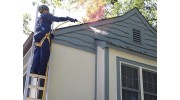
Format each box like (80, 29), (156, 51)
(53, 8), (157, 58)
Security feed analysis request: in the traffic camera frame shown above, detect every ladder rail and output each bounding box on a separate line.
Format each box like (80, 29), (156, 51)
(44, 8), (55, 100)
(23, 58), (32, 100)
(42, 66), (49, 100)
(45, 65), (51, 100)
(23, 4), (39, 100)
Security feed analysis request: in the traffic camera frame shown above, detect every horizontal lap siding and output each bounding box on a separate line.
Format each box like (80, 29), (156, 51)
(53, 32), (96, 53)
(53, 13), (156, 57)
(124, 14), (157, 57)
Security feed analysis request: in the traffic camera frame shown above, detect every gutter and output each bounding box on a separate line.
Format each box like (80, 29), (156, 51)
(23, 32), (34, 57)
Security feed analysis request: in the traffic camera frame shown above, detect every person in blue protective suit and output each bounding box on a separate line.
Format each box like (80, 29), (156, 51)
(30, 5), (78, 76)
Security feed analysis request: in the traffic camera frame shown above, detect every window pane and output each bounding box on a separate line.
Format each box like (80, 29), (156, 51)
(122, 89), (138, 100)
(132, 68), (138, 79)
(147, 72), (152, 82)
(148, 83), (153, 93)
(122, 76), (126, 87)
(133, 79), (138, 89)
(144, 94), (157, 100)
(152, 74), (157, 84)
(153, 84), (157, 94)
(121, 65), (139, 90)
(143, 82), (148, 92)
(127, 77), (133, 88)
(127, 67), (132, 77)
(122, 65), (126, 76)
(143, 70), (157, 94)
(143, 71), (147, 81)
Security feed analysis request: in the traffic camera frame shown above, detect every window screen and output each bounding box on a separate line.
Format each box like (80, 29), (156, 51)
(143, 70), (157, 100)
(122, 89), (138, 100)
(121, 64), (139, 100)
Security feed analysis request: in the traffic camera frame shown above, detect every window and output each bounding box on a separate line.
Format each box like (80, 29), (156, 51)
(121, 64), (157, 100)
(133, 29), (141, 43)
(121, 64), (139, 100)
(143, 70), (157, 100)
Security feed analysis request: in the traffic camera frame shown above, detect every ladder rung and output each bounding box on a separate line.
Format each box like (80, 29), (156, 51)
(29, 73), (47, 79)
(28, 85), (44, 90)
(26, 97), (42, 100)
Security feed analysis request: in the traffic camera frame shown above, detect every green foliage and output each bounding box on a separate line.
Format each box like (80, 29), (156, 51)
(23, 13), (32, 35)
(104, 0), (157, 30)
(23, 0), (62, 35)
(50, 0), (61, 8)
(23, 0), (157, 35)
(41, 0), (48, 4)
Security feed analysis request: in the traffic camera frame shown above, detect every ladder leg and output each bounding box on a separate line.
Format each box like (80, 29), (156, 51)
(42, 66), (49, 100)
(35, 78), (39, 99)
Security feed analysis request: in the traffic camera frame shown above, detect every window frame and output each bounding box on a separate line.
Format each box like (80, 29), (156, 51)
(117, 57), (157, 100)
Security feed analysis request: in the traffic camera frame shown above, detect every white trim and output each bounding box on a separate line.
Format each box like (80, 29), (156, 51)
(120, 61), (157, 72)
(119, 62), (122, 100)
(96, 45), (105, 100)
(139, 67), (144, 100)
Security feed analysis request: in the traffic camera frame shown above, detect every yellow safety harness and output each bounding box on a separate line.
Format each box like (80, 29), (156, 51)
(34, 21), (69, 47)
(34, 32), (51, 47)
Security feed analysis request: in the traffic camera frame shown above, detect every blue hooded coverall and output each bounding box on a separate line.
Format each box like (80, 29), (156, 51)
(30, 13), (77, 75)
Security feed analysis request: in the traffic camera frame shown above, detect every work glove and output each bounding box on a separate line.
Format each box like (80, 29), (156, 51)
(67, 16), (78, 23)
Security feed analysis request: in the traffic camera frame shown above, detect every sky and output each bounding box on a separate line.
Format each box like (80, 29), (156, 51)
(22, 0), (36, 42)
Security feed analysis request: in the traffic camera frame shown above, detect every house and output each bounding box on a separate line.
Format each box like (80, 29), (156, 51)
(23, 8), (157, 100)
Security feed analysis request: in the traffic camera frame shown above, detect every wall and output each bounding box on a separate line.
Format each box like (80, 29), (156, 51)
(108, 48), (156, 100)
(47, 43), (95, 100)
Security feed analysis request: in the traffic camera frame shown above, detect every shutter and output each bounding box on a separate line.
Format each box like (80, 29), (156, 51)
(133, 29), (141, 43)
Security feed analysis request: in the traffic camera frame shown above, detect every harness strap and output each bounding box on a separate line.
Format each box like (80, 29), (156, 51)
(34, 32), (51, 47)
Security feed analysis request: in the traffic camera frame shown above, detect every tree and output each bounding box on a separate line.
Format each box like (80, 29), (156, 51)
(23, 0), (157, 35)
(23, 13), (32, 35)
(81, 0), (106, 22)
(105, 0), (157, 29)
(75, 0), (157, 29)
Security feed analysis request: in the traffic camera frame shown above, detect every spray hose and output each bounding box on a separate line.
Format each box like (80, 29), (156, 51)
(53, 20), (98, 35)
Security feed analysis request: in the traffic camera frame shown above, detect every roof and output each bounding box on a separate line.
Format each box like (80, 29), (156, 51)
(53, 7), (157, 59)
(55, 8), (156, 34)
(23, 8), (157, 59)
